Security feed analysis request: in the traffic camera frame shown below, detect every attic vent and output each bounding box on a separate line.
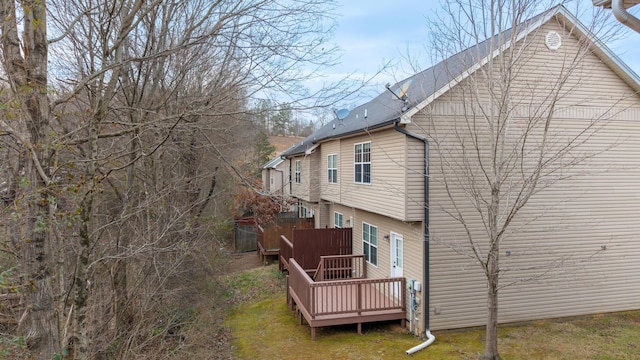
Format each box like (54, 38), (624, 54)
(545, 31), (562, 51)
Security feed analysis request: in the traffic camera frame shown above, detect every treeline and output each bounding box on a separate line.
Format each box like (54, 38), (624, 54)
(0, 1), (340, 359)
(253, 99), (316, 137)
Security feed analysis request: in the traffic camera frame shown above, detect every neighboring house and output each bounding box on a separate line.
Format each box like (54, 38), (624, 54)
(261, 135), (304, 196)
(262, 156), (286, 195)
(273, 6), (640, 336)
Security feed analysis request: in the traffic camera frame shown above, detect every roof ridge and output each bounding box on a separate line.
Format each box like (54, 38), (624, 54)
(281, 5), (638, 158)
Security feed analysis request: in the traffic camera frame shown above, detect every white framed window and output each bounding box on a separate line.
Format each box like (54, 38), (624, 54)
(328, 154), (338, 184)
(362, 222), (378, 266)
(300, 206), (307, 218)
(294, 160), (301, 183)
(334, 212), (343, 228)
(354, 142), (371, 184)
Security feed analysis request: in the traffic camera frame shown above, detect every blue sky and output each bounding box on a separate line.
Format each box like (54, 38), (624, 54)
(326, 1), (640, 106)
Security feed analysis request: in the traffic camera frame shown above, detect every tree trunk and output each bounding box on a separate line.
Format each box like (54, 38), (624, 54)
(74, 202), (91, 360)
(1, 0), (59, 356)
(484, 254), (500, 360)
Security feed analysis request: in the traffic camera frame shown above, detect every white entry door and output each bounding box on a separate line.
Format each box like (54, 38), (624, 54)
(390, 232), (404, 297)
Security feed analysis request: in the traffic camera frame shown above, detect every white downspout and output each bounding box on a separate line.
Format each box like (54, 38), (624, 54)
(612, 0), (640, 33)
(406, 331), (436, 355)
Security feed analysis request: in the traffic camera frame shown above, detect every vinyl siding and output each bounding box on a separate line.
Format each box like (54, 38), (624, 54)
(261, 170), (269, 192)
(332, 203), (427, 333)
(339, 130), (409, 221)
(405, 137), (426, 221)
(410, 19), (640, 330)
(274, 161), (287, 195)
(263, 162), (287, 195)
(320, 140), (341, 203)
(289, 151), (320, 202)
(298, 200), (317, 222)
(321, 130), (423, 222)
(317, 201), (330, 228)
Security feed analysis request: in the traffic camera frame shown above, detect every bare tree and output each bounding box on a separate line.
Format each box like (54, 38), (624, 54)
(0, 0), (346, 358)
(413, 1), (624, 359)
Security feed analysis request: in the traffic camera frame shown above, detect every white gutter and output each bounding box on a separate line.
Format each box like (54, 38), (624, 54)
(612, 0), (640, 33)
(406, 331), (436, 355)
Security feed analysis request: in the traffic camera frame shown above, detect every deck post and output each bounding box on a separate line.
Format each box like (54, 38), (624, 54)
(357, 323), (362, 335)
(286, 275), (290, 306)
(311, 327), (316, 340)
(357, 283), (362, 315)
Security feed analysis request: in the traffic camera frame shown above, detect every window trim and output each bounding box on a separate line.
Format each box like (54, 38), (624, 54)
(354, 142), (371, 184)
(294, 160), (301, 184)
(362, 222), (378, 266)
(327, 154), (338, 184)
(334, 211), (343, 228)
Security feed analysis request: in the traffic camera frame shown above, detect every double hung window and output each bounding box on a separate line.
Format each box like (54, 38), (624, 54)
(328, 154), (338, 183)
(362, 222), (378, 265)
(294, 160), (301, 183)
(334, 212), (343, 228)
(354, 142), (371, 184)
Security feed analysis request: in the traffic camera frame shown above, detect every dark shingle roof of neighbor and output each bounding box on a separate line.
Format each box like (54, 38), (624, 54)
(262, 156), (284, 169)
(280, 5), (639, 158)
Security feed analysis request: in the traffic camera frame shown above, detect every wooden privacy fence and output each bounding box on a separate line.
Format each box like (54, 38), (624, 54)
(257, 214), (314, 262)
(233, 217), (257, 252)
(287, 258), (406, 340)
(279, 227), (352, 272)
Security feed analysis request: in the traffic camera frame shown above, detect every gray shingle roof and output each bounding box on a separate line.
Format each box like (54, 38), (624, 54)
(262, 156), (284, 169)
(281, 5), (640, 157)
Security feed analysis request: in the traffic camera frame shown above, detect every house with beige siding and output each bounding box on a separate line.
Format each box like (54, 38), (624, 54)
(262, 156), (286, 195)
(273, 6), (640, 336)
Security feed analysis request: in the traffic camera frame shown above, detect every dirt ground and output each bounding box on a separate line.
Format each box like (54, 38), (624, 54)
(226, 250), (272, 273)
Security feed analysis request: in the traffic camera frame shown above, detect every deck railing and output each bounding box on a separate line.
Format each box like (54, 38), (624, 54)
(256, 224), (265, 250)
(289, 259), (405, 319)
(279, 235), (293, 271)
(313, 254), (366, 281)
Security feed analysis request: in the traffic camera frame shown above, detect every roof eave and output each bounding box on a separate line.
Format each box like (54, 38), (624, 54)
(555, 9), (640, 93)
(405, 6), (640, 119)
(313, 118), (402, 144)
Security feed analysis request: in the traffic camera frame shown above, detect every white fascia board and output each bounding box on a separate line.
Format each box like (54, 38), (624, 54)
(404, 10), (554, 120)
(593, 0), (640, 8)
(556, 8), (640, 92)
(593, 0), (610, 6)
(404, 42), (514, 120)
(403, 7), (640, 120)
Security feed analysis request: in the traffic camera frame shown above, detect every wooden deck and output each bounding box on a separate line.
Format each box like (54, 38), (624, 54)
(256, 225), (278, 262)
(287, 257), (406, 339)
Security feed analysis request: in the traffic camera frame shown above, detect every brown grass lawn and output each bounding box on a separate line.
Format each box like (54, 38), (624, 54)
(218, 264), (640, 360)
